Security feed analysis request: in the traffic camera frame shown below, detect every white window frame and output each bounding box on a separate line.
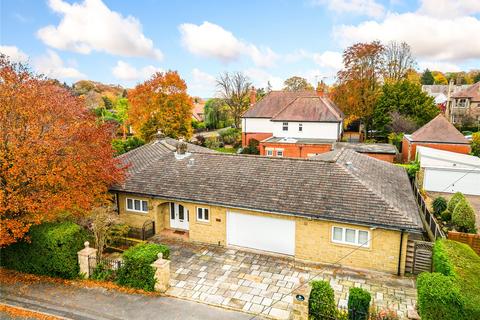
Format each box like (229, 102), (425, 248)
(196, 207), (210, 222)
(266, 148), (274, 157)
(282, 122), (288, 131)
(298, 123), (303, 132)
(276, 149), (284, 157)
(331, 226), (370, 247)
(126, 197), (148, 213)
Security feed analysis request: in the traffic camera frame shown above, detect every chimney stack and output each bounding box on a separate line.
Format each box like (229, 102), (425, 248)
(250, 86), (256, 106)
(176, 138), (188, 155)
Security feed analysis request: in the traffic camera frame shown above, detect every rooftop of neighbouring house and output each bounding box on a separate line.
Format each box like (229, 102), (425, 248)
(334, 142), (398, 155)
(261, 136), (336, 144)
(405, 114), (470, 144)
(417, 146), (480, 169)
(451, 81), (480, 101)
(242, 90), (343, 122)
(112, 138), (422, 233)
(422, 84), (471, 96)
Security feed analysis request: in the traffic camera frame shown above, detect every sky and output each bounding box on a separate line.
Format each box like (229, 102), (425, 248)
(1, 0), (480, 97)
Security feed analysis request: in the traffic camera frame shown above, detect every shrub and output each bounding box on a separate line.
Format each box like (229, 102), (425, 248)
(195, 135), (206, 146)
(417, 272), (465, 320)
(369, 306), (399, 320)
(240, 138), (260, 155)
(397, 161), (419, 178)
(309, 280), (337, 320)
(204, 136), (221, 149)
(432, 196), (447, 216)
(441, 209), (452, 222)
(0, 221), (88, 279)
(112, 137), (145, 155)
(117, 243), (169, 291)
(219, 128), (241, 146)
(347, 287), (371, 320)
(471, 132), (480, 157)
(447, 192), (465, 212)
(91, 262), (116, 281)
(452, 199), (477, 233)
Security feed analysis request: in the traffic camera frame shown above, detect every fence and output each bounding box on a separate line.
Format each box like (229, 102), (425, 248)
(448, 231), (480, 255)
(88, 255), (124, 279)
(411, 178), (445, 240)
(127, 220), (155, 240)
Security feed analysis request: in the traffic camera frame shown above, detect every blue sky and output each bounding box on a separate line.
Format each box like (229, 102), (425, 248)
(1, 0), (479, 97)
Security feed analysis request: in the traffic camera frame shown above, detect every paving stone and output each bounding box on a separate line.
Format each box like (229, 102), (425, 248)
(261, 297), (273, 306)
(249, 303), (264, 313)
(240, 293), (254, 302)
(269, 307), (290, 319)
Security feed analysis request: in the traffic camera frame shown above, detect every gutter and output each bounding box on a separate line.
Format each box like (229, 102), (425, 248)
(397, 229), (405, 276)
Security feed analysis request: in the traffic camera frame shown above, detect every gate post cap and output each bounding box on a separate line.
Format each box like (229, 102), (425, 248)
(157, 252), (163, 260)
(84, 241), (90, 248)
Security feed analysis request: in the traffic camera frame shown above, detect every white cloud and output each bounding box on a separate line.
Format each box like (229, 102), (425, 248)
(418, 0), (480, 18)
(418, 61), (461, 72)
(312, 51), (344, 70)
(0, 45), (29, 63)
(189, 68), (217, 97)
(179, 21), (278, 67)
(37, 0), (162, 60)
(33, 50), (85, 79)
(311, 0), (385, 18)
(334, 12), (480, 61)
(244, 68), (283, 90)
(112, 60), (162, 81)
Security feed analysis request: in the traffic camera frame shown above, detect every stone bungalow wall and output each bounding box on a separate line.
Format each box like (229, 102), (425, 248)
(115, 192), (409, 275)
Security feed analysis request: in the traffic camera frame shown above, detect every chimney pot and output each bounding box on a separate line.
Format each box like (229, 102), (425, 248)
(250, 86), (257, 106)
(176, 139), (187, 155)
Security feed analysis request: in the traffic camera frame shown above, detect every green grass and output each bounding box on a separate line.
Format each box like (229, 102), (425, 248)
(434, 239), (480, 317)
(214, 147), (237, 154)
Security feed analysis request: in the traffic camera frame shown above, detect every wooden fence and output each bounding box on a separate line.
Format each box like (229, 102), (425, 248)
(448, 231), (480, 255)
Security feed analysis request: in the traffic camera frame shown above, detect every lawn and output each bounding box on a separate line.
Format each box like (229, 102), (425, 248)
(214, 147), (237, 154)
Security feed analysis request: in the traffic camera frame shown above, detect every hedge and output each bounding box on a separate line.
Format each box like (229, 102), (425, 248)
(0, 221), (88, 279)
(117, 243), (169, 291)
(309, 280), (337, 320)
(447, 192), (465, 212)
(426, 239), (480, 319)
(347, 287), (371, 320)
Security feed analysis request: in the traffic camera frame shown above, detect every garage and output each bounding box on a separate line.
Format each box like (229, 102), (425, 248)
(226, 211), (295, 255)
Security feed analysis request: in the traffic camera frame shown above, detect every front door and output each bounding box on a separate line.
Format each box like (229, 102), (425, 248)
(169, 203), (189, 230)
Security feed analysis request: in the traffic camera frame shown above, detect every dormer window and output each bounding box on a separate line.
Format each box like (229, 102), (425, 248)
(282, 122), (288, 131)
(299, 123), (303, 132)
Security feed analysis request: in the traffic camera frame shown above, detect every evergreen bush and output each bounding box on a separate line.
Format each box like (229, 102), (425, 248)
(441, 209), (452, 222)
(447, 192), (465, 212)
(452, 199), (476, 233)
(0, 221), (88, 279)
(432, 196), (447, 216)
(309, 280), (337, 320)
(347, 287), (371, 320)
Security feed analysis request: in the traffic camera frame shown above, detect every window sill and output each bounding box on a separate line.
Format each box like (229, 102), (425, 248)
(196, 219), (211, 225)
(331, 240), (371, 250)
(125, 209), (149, 215)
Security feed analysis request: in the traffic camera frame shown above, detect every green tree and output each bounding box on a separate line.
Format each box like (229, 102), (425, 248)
(421, 69), (435, 85)
(473, 73), (480, 83)
(452, 199), (477, 233)
(204, 98), (231, 129)
(216, 72), (251, 128)
(471, 132), (480, 157)
(372, 80), (439, 134)
(283, 76), (313, 91)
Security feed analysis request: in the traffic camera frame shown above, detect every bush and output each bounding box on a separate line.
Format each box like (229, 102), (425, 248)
(441, 209), (452, 222)
(195, 135), (206, 146)
(91, 262), (116, 281)
(240, 138), (260, 155)
(431, 239), (480, 319)
(0, 221), (88, 279)
(471, 132), (480, 157)
(347, 287), (371, 320)
(417, 272), (465, 320)
(452, 199), (477, 233)
(117, 243), (169, 291)
(219, 128), (241, 146)
(432, 196), (447, 216)
(397, 161), (419, 178)
(447, 192), (465, 212)
(204, 136), (221, 149)
(309, 280), (337, 320)
(112, 137), (145, 155)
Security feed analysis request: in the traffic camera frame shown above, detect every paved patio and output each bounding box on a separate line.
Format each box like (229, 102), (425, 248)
(150, 236), (418, 320)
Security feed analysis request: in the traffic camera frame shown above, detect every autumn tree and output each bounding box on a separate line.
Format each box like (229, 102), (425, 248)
(128, 71), (193, 141)
(383, 41), (416, 82)
(332, 41), (385, 138)
(433, 71), (448, 85)
(216, 72), (252, 128)
(0, 55), (124, 247)
(421, 69), (434, 85)
(283, 76), (313, 91)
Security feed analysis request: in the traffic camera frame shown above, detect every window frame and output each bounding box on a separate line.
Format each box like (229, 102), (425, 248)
(276, 149), (284, 157)
(331, 226), (370, 248)
(265, 148), (274, 157)
(196, 207), (210, 222)
(298, 123), (303, 132)
(282, 122), (288, 131)
(126, 197), (149, 213)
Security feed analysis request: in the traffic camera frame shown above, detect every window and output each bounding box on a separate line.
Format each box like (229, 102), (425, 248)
(126, 198), (148, 213)
(331, 226), (370, 247)
(298, 123), (303, 132)
(276, 149), (284, 157)
(266, 149), (274, 157)
(197, 207), (210, 222)
(282, 122), (288, 131)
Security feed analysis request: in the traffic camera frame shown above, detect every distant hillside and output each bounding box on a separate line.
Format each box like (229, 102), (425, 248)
(72, 80), (127, 109)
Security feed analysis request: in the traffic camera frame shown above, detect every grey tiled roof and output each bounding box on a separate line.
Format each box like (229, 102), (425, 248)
(334, 142), (398, 154)
(113, 142), (422, 232)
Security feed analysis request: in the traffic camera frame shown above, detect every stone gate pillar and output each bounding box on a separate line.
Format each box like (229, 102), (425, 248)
(291, 277), (311, 320)
(151, 252), (170, 293)
(77, 241), (97, 278)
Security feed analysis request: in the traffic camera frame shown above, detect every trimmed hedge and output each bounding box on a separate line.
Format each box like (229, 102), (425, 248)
(117, 243), (169, 291)
(348, 287), (371, 320)
(452, 199), (476, 233)
(0, 221), (88, 279)
(419, 239), (480, 320)
(417, 272), (465, 320)
(447, 192), (465, 212)
(309, 280), (337, 320)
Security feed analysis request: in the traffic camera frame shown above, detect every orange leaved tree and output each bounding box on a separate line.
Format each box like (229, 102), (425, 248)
(0, 55), (124, 247)
(128, 71), (193, 141)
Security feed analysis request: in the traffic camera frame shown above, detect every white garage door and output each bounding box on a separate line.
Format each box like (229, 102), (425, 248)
(226, 211), (295, 255)
(424, 168), (480, 195)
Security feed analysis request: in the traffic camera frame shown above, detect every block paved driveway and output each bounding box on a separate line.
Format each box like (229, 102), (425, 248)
(150, 236), (418, 320)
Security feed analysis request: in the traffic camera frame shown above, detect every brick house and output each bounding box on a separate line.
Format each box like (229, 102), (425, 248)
(402, 114), (470, 163)
(241, 91), (344, 158)
(447, 81), (480, 126)
(111, 137), (423, 275)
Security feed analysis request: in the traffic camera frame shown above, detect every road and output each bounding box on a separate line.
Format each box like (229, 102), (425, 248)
(0, 278), (252, 320)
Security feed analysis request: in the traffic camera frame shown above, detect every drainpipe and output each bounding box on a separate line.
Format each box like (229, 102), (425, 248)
(115, 192), (120, 215)
(397, 229), (405, 276)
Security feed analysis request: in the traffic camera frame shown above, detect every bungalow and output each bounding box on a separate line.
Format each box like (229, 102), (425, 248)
(111, 137), (423, 275)
(242, 91), (344, 158)
(402, 114), (471, 163)
(447, 81), (480, 125)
